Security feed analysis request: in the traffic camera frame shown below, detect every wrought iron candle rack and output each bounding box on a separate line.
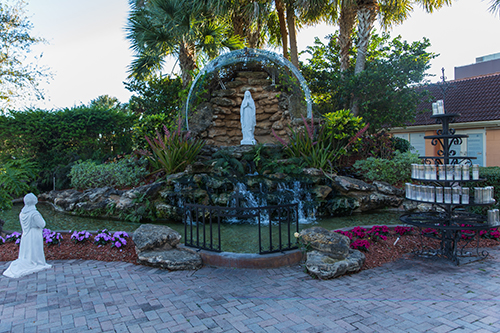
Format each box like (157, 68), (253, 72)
(400, 113), (495, 265)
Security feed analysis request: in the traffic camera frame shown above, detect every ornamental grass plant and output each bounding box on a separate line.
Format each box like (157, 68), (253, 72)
(143, 118), (205, 175)
(273, 110), (368, 173)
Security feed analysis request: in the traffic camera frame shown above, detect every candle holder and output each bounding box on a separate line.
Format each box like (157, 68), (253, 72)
(425, 165), (431, 180)
(452, 187), (460, 204)
(418, 165), (425, 180)
(430, 165), (437, 180)
(462, 187), (469, 204)
(446, 165), (453, 180)
(438, 165), (446, 180)
(462, 164), (470, 180)
(435, 187), (443, 203)
(411, 164), (417, 179)
(474, 187), (482, 204)
(437, 99), (444, 114)
(488, 209), (500, 226)
(472, 164), (479, 180)
(454, 165), (461, 180)
(416, 185), (423, 201)
(444, 187), (452, 204)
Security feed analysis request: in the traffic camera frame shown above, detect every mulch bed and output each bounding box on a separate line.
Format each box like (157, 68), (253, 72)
(1, 233), (499, 271)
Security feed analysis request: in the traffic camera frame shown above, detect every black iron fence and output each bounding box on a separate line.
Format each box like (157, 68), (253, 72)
(183, 203), (299, 254)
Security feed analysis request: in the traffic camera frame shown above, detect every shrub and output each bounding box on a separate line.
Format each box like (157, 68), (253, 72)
(394, 226), (413, 236)
(351, 226), (367, 238)
(0, 156), (39, 210)
(368, 225), (389, 241)
(323, 109), (365, 149)
(357, 131), (395, 159)
(273, 113), (368, 172)
(71, 230), (92, 243)
(93, 229), (129, 248)
(422, 228), (439, 237)
(94, 229), (113, 246)
(479, 228), (500, 240)
(5, 231), (21, 244)
(334, 230), (353, 240)
(0, 106), (137, 192)
(131, 113), (177, 150)
(350, 239), (370, 251)
(143, 119), (205, 175)
(353, 150), (420, 185)
(69, 156), (148, 190)
(43, 229), (62, 246)
(392, 137), (412, 153)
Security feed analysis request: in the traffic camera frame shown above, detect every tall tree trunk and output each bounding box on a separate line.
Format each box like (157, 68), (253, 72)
(354, 4), (377, 75)
(286, 3), (299, 68)
(351, 2), (377, 116)
(338, 2), (356, 72)
(232, 13), (246, 41)
(275, 0), (288, 59)
(178, 42), (196, 88)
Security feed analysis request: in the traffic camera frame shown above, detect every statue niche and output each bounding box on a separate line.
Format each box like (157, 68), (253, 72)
(240, 91), (256, 145)
(189, 69), (293, 146)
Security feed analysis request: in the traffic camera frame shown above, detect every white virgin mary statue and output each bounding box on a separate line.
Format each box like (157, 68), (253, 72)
(240, 90), (256, 145)
(3, 193), (52, 278)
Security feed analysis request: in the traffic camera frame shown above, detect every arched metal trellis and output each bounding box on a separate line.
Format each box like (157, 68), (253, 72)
(184, 48), (312, 131)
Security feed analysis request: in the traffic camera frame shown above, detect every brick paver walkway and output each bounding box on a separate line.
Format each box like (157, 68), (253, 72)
(2, 248), (500, 333)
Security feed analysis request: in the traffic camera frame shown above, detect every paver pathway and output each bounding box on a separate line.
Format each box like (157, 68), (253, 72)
(1, 247), (500, 333)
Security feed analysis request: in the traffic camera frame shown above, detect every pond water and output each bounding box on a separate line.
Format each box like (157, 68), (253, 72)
(1, 203), (404, 253)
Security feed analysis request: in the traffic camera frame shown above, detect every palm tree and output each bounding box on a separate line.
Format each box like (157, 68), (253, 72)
(126, 0), (243, 87)
(281, 0), (338, 68)
(490, 0), (500, 15)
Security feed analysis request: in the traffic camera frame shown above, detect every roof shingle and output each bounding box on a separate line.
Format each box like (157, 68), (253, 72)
(412, 72), (500, 126)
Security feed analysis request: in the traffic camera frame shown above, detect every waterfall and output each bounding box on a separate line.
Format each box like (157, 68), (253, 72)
(228, 183), (269, 224)
(228, 182), (316, 224)
(277, 181), (316, 224)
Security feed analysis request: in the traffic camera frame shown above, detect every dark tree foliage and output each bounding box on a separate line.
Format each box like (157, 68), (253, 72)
(125, 75), (185, 149)
(301, 32), (435, 132)
(0, 1), (49, 109)
(0, 106), (137, 190)
(125, 75), (183, 116)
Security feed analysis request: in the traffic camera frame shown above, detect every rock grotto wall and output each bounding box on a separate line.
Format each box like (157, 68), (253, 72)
(38, 166), (405, 223)
(189, 70), (297, 146)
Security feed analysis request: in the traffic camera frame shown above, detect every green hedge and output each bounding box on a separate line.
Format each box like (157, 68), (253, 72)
(353, 151), (421, 185)
(69, 157), (148, 190)
(0, 106), (137, 190)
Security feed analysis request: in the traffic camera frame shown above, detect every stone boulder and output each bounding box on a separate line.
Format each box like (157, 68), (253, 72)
(329, 176), (404, 213)
(299, 227), (350, 260)
(332, 175), (375, 192)
(133, 224), (182, 252)
(133, 224), (202, 270)
(137, 248), (202, 271)
(305, 250), (365, 279)
(299, 227), (365, 279)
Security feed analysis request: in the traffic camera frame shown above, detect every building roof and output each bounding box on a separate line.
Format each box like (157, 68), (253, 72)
(411, 72), (500, 126)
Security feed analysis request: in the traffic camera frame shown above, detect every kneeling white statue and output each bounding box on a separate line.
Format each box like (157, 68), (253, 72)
(3, 193), (52, 278)
(240, 90), (256, 145)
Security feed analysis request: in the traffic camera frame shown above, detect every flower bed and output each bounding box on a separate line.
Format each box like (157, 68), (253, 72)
(0, 229), (137, 264)
(1, 226), (499, 271)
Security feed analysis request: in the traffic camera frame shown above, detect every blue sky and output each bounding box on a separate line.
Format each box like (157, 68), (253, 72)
(20, 0), (500, 110)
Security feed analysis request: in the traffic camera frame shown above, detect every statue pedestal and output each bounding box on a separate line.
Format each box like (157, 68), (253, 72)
(241, 139), (256, 145)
